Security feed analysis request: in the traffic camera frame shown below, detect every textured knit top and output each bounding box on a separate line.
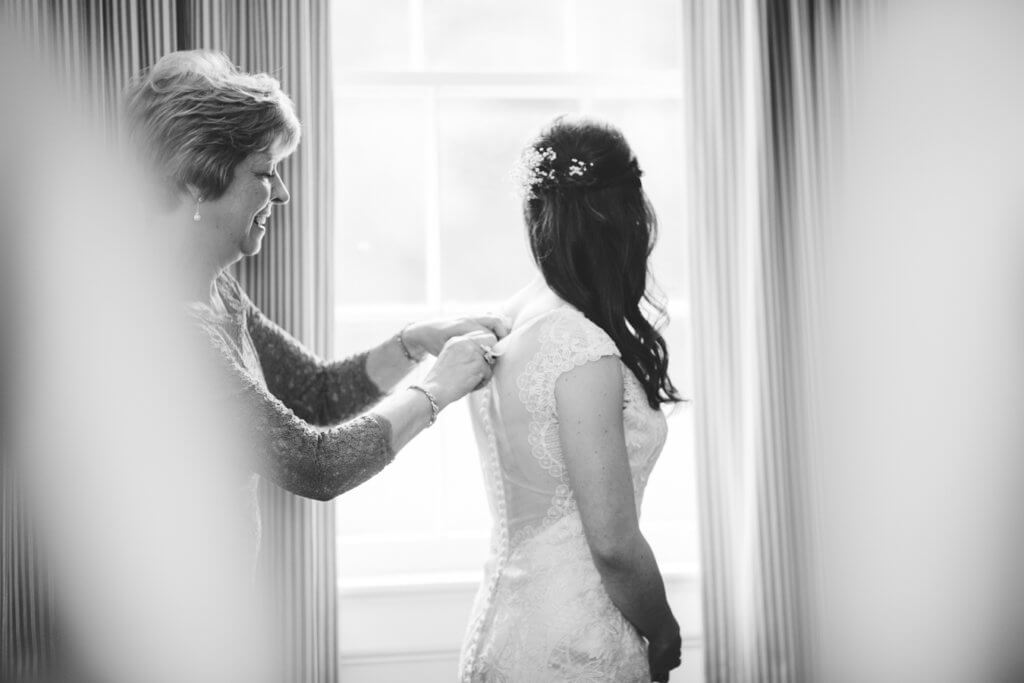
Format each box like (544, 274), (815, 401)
(187, 272), (395, 554)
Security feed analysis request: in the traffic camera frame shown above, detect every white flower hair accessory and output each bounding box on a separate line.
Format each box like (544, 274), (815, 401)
(511, 146), (557, 199)
(567, 157), (595, 177)
(511, 146), (599, 199)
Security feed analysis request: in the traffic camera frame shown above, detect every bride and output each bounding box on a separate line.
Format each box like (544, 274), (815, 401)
(459, 117), (683, 682)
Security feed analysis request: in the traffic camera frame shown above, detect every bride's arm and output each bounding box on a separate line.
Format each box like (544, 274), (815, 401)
(556, 358), (681, 677)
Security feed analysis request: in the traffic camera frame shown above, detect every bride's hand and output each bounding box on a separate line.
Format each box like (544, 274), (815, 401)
(403, 315), (511, 358)
(648, 623), (682, 682)
(420, 330), (499, 409)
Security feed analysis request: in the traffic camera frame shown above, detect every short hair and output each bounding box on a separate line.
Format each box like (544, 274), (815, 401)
(125, 50), (300, 201)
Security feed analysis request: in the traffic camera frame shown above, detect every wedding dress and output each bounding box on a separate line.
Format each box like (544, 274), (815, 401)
(458, 305), (668, 682)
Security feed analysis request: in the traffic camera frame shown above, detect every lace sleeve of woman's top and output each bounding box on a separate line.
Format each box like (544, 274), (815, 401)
(200, 322), (396, 502)
(222, 275), (385, 427)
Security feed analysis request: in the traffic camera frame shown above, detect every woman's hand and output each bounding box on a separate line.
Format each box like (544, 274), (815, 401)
(403, 315), (510, 358)
(647, 624), (682, 682)
(420, 330), (498, 409)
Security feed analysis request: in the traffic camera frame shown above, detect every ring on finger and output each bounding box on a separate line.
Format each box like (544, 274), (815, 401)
(481, 345), (497, 364)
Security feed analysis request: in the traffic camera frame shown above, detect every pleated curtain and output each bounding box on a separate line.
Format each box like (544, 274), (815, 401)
(1, 453), (58, 680)
(0, 3), (338, 682)
(683, 2), (876, 681)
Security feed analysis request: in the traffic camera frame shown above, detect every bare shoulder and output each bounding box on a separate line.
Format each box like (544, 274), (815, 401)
(555, 356), (625, 414)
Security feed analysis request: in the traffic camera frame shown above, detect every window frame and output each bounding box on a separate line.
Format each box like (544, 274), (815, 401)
(331, 10), (693, 592)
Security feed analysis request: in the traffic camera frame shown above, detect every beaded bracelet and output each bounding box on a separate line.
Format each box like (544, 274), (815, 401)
(397, 324), (423, 362)
(408, 384), (440, 427)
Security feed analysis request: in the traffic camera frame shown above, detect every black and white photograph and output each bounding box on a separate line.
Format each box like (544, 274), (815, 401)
(1, 2), (1023, 682)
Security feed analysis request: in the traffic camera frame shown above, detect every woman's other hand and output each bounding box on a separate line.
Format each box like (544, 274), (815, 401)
(403, 315), (511, 358)
(647, 625), (682, 682)
(420, 330), (498, 408)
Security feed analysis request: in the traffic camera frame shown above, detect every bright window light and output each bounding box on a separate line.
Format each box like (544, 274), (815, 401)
(331, 0), (697, 586)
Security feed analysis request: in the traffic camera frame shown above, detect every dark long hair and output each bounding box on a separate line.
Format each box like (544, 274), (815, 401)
(522, 116), (681, 408)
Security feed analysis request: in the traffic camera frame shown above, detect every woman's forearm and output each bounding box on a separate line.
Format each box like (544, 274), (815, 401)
(592, 532), (678, 643)
(364, 333), (420, 395)
(248, 309), (396, 425)
(370, 385), (438, 454)
(246, 325), (489, 499)
(240, 378), (433, 502)
(364, 315), (510, 394)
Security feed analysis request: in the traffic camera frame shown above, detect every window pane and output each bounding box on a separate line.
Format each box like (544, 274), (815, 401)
(437, 98), (576, 302)
(334, 318), (403, 367)
(334, 425), (443, 538)
(332, 0), (411, 71)
(335, 97), (428, 304)
(638, 311), (697, 567)
(333, 319), (492, 546)
(663, 309), (693, 396)
(440, 402), (490, 536)
(584, 99), (688, 299)
(331, 2), (693, 583)
(424, 0), (568, 71)
(641, 411), (697, 566)
(575, 0), (683, 71)
(334, 320), (437, 540)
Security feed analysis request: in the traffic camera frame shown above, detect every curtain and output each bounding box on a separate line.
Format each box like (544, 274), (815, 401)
(1, 455), (58, 679)
(0, 1), (179, 120)
(0, 3), (337, 682)
(683, 2), (876, 681)
(195, 4), (340, 682)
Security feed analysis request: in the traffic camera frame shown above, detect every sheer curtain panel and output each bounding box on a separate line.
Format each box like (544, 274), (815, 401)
(683, 2), (876, 681)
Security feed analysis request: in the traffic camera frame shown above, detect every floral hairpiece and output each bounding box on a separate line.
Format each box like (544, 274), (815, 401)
(567, 157), (595, 177)
(511, 145), (597, 199)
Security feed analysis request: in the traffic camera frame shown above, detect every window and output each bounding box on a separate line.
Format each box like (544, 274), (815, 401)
(331, 0), (697, 587)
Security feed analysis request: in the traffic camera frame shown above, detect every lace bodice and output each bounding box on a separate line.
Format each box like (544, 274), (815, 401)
(459, 306), (668, 682)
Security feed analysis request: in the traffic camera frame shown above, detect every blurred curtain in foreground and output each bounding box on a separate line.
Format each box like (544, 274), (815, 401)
(683, 1), (875, 681)
(816, 2), (1024, 681)
(0, 2), (337, 682)
(1, 454), (57, 677)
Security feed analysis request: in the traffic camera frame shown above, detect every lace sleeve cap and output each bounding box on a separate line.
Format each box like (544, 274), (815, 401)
(550, 309), (621, 369)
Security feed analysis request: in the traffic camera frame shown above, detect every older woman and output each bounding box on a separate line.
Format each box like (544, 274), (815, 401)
(125, 50), (504, 551)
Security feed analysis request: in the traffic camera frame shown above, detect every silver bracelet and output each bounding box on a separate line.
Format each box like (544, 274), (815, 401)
(397, 324), (423, 363)
(408, 384), (440, 427)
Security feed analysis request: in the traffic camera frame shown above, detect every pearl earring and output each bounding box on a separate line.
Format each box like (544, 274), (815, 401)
(193, 197), (203, 222)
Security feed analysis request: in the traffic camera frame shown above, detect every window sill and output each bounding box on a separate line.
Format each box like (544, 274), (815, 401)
(338, 562), (704, 667)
